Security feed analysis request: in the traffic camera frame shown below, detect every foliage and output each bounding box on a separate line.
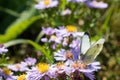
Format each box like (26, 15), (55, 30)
(0, 0), (120, 80)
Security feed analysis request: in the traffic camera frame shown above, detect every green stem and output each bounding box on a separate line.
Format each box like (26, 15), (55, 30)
(35, 31), (44, 43)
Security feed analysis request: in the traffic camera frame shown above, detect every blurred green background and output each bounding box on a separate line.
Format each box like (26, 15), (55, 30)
(0, 0), (120, 80)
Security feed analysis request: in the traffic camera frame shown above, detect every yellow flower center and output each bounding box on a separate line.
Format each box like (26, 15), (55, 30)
(15, 64), (21, 70)
(17, 74), (26, 80)
(65, 51), (73, 59)
(2, 68), (11, 76)
(36, 63), (49, 73)
(44, 0), (50, 5)
(56, 62), (64, 68)
(51, 35), (57, 40)
(66, 25), (77, 32)
(55, 62), (65, 72)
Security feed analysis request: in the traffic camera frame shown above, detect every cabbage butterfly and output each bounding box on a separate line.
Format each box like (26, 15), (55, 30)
(80, 32), (91, 55)
(80, 32), (105, 64)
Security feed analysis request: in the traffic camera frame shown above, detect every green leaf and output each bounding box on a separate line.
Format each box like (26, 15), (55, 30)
(35, 31), (44, 43)
(0, 6), (20, 17)
(0, 7), (40, 43)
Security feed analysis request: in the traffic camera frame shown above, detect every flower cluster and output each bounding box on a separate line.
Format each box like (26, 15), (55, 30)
(0, 0), (108, 79)
(14, 26), (103, 80)
(25, 27), (102, 80)
(69, 0), (108, 9)
(41, 26), (84, 50)
(35, 0), (108, 10)
(0, 26), (104, 80)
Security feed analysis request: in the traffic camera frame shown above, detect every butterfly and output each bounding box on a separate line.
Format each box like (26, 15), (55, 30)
(80, 32), (105, 64)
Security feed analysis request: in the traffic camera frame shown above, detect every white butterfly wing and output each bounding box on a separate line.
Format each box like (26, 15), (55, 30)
(81, 32), (91, 55)
(82, 38), (105, 64)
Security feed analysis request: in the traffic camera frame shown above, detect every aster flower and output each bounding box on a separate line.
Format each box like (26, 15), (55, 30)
(70, 61), (101, 80)
(85, 0), (108, 9)
(70, 46), (81, 61)
(54, 37), (81, 61)
(48, 35), (62, 44)
(73, 0), (86, 2)
(54, 37), (104, 80)
(54, 49), (75, 66)
(0, 44), (8, 54)
(55, 25), (84, 37)
(7, 62), (29, 72)
(54, 26), (84, 47)
(69, 37), (81, 48)
(0, 68), (16, 80)
(67, 0), (86, 3)
(51, 43), (57, 50)
(24, 57), (37, 66)
(41, 38), (48, 42)
(42, 27), (55, 35)
(35, 0), (58, 10)
(26, 63), (57, 80)
(51, 63), (72, 76)
(54, 26), (67, 37)
(41, 26), (84, 48)
(61, 9), (71, 16)
(54, 49), (67, 61)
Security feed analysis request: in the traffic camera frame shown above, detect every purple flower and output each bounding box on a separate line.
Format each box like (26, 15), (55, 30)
(69, 37), (81, 61)
(7, 62), (29, 72)
(54, 49), (67, 61)
(87, 62), (101, 71)
(0, 44), (8, 54)
(67, 0), (86, 3)
(49, 35), (62, 44)
(42, 26), (84, 47)
(54, 26), (67, 37)
(70, 61), (101, 80)
(54, 49), (75, 66)
(51, 43), (57, 50)
(54, 38), (81, 61)
(26, 63), (57, 80)
(69, 37), (81, 48)
(41, 38), (48, 42)
(24, 57), (37, 66)
(85, 0), (108, 9)
(35, 0), (58, 10)
(73, 0), (86, 2)
(51, 63), (72, 76)
(0, 68), (16, 80)
(42, 27), (55, 35)
(70, 47), (81, 61)
(84, 72), (95, 80)
(55, 26), (84, 37)
(61, 9), (71, 16)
